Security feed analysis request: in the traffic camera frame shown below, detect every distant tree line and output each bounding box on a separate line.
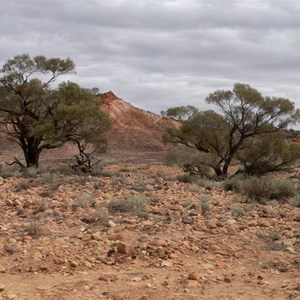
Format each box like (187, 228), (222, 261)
(0, 54), (299, 177)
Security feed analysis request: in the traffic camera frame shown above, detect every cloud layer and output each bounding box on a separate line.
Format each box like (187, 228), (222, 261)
(1, 0), (300, 114)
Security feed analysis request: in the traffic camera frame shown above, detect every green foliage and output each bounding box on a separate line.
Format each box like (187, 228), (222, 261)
(176, 173), (197, 183)
(161, 105), (198, 120)
(241, 176), (296, 203)
(223, 175), (244, 192)
(289, 194), (300, 207)
(268, 231), (280, 241)
(200, 195), (210, 216)
(167, 149), (211, 177)
(0, 54), (111, 168)
(164, 83), (300, 177)
(231, 206), (245, 219)
(237, 133), (300, 175)
(271, 180), (297, 200)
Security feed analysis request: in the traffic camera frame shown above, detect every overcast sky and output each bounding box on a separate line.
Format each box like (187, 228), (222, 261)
(1, 0), (300, 115)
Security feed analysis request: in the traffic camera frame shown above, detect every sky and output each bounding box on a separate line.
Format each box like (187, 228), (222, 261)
(1, 0), (300, 115)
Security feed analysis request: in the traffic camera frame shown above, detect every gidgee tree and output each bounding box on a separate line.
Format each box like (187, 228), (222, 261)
(0, 54), (111, 168)
(164, 83), (300, 177)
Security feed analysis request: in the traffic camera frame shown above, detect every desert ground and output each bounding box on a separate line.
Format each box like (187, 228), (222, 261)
(0, 149), (299, 300)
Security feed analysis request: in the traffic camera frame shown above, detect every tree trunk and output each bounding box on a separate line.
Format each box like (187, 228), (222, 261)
(24, 147), (41, 167)
(222, 160), (231, 177)
(213, 166), (223, 177)
(20, 137), (42, 168)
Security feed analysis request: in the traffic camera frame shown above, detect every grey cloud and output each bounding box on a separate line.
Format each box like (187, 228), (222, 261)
(0, 0), (300, 121)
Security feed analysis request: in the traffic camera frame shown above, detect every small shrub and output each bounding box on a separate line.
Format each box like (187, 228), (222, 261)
(197, 178), (222, 190)
(108, 195), (148, 215)
(25, 221), (44, 239)
(0, 167), (22, 178)
(223, 176), (243, 192)
(176, 174), (198, 184)
(40, 172), (60, 186)
(54, 165), (77, 176)
(180, 199), (195, 208)
(241, 176), (296, 203)
(92, 207), (109, 225)
(289, 194), (300, 207)
(21, 167), (40, 178)
(266, 242), (287, 252)
(90, 163), (104, 176)
(231, 206), (245, 219)
(71, 200), (88, 211)
(271, 180), (296, 201)
(166, 150), (211, 177)
(268, 231), (280, 241)
(14, 180), (33, 192)
(100, 170), (119, 177)
(200, 195), (210, 216)
(241, 176), (273, 203)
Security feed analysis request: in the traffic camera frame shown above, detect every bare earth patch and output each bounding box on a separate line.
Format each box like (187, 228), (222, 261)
(0, 159), (299, 300)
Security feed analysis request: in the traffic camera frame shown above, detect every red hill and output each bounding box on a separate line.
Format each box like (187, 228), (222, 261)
(101, 91), (180, 151)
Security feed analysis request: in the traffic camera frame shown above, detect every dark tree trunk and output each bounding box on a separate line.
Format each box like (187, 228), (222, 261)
(222, 159), (231, 177)
(213, 165), (223, 177)
(24, 147), (41, 167)
(20, 137), (42, 168)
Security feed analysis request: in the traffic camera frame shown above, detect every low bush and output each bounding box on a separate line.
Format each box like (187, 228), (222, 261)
(271, 180), (297, 200)
(199, 195), (210, 216)
(223, 175), (244, 192)
(289, 194), (300, 207)
(231, 206), (245, 219)
(108, 195), (148, 215)
(176, 174), (198, 184)
(241, 176), (296, 203)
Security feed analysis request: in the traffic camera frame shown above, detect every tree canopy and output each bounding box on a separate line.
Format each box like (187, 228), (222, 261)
(164, 83), (300, 177)
(0, 54), (111, 168)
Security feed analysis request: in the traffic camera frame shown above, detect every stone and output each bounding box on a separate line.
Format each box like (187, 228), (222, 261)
(0, 265), (6, 273)
(39, 265), (48, 271)
(206, 221), (217, 229)
(188, 273), (197, 280)
(90, 232), (102, 241)
(6, 294), (18, 299)
(98, 273), (118, 282)
(182, 216), (193, 224)
(112, 293), (125, 300)
(116, 242), (128, 254)
(161, 260), (173, 267)
(227, 219), (237, 226)
(0, 284), (5, 291)
(36, 286), (49, 291)
(258, 220), (270, 227)
(108, 220), (116, 227)
(70, 260), (78, 267)
(132, 276), (142, 282)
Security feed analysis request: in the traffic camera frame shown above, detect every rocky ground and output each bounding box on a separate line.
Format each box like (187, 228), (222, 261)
(0, 156), (299, 300)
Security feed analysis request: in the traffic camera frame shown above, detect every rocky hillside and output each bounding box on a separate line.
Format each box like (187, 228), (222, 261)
(101, 91), (180, 151)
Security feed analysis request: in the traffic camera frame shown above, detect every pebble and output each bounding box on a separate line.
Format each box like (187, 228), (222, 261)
(116, 242), (128, 254)
(6, 294), (18, 299)
(187, 273), (197, 280)
(70, 260), (78, 267)
(0, 265), (6, 273)
(206, 221), (217, 229)
(132, 276), (142, 282)
(98, 273), (118, 282)
(161, 260), (173, 267)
